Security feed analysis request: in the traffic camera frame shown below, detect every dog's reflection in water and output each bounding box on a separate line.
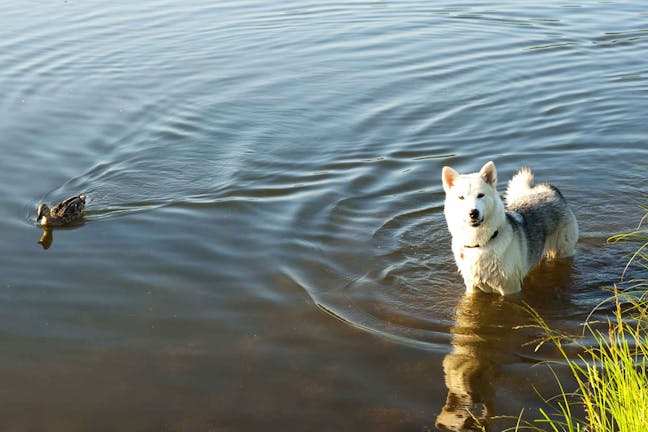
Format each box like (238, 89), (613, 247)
(436, 294), (526, 432)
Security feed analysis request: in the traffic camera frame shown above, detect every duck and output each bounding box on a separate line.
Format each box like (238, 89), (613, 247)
(37, 194), (86, 227)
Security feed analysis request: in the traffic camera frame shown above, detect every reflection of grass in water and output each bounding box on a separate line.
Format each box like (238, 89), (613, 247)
(511, 203), (648, 432)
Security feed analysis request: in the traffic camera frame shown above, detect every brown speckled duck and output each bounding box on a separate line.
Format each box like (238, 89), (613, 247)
(37, 194), (86, 227)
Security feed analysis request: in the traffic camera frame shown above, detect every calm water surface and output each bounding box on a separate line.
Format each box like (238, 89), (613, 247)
(1, 1), (647, 430)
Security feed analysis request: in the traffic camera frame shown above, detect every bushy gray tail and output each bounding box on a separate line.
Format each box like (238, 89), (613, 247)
(505, 167), (534, 205)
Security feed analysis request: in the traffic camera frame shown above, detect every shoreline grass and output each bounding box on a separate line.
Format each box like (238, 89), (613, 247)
(512, 204), (648, 432)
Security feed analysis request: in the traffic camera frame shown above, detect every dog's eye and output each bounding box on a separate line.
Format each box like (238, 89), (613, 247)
(477, 193), (485, 198)
(458, 195), (464, 200)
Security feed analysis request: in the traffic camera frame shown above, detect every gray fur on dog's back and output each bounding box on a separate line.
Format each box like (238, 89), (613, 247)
(506, 184), (571, 267)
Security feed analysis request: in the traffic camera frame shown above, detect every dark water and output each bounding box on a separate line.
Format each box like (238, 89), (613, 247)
(1, 1), (647, 430)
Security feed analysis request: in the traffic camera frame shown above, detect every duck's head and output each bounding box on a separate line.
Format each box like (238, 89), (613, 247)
(36, 204), (49, 225)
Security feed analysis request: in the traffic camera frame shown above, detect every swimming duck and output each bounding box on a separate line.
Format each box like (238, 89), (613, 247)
(37, 194), (86, 227)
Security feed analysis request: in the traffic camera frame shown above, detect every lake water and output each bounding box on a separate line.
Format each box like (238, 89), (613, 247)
(1, 1), (647, 430)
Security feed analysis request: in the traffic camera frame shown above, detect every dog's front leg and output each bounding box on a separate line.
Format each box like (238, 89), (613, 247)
(499, 279), (522, 295)
(460, 274), (484, 294)
(464, 282), (477, 294)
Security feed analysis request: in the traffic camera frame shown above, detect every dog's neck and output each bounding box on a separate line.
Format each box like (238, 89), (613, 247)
(451, 200), (506, 249)
(463, 229), (499, 248)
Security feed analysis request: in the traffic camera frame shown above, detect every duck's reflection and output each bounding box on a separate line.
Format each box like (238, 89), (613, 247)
(435, 293), (526, 432)
(37, 223), (86, 250)
(38, 228), (54, 250)
(36, 219), (87, 250)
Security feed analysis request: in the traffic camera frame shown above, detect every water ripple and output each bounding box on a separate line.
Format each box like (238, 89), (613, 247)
(2, 1), (648, 426)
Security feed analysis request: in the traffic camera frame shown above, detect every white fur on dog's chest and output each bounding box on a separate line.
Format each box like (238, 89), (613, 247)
(450, 227), (525, 295)
(456, 246), (510, 294)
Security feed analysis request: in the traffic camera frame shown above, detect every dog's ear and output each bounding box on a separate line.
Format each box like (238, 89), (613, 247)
(442, 166), (460, 192)
(479, 161), (497, 187)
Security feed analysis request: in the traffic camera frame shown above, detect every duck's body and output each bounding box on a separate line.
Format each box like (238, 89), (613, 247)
(37, 194), (86, 227)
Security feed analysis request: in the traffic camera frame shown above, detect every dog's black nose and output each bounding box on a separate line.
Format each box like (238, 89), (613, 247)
(469, 209), (480, 220)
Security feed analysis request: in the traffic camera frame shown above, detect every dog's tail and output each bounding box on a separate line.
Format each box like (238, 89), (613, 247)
(505, 167), (534, 205)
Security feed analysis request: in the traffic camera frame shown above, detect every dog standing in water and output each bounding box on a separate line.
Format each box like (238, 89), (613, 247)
(441, 161), (578, 295)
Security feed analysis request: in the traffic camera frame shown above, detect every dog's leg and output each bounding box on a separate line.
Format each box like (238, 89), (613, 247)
(492, 278), (521, 295)
(464, 283), (476, 294)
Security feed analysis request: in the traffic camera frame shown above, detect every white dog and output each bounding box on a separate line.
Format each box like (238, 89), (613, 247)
(441, 161), (578, 295)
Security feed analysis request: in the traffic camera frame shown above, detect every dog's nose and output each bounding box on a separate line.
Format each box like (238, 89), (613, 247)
(469, 209), (480, 220)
